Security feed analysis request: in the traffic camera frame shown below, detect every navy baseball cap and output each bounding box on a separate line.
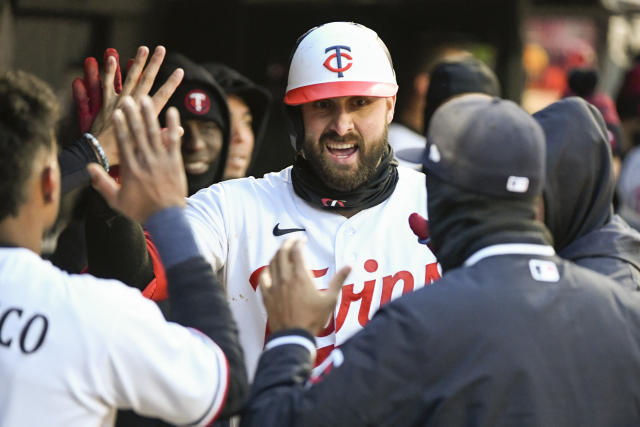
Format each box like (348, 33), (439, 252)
(423, 56), (500, 132)
(395, 56), (500, 166)
(423, 94), (545, 200)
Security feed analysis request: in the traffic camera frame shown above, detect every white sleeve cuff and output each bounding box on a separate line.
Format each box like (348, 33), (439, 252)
(265, 335), (317, 360)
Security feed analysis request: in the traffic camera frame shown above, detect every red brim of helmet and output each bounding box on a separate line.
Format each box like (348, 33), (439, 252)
(284, 81), (398, 105)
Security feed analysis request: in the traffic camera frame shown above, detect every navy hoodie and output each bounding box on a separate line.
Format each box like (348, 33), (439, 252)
(534, 97), (640, 291)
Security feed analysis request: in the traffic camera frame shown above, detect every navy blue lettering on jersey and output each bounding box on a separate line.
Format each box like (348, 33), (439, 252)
(0, 305), (48, 354)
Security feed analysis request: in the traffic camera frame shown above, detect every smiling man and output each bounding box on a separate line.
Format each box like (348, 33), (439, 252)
(299, 95), (393, 195)
(131, 22), (439, 380)
(202, 63), (272, 180)
(154, 53), (230, 195)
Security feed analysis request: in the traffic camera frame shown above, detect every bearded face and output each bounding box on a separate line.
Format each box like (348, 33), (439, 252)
(302, 125), (388, 191)
(299, 96), (395, 191)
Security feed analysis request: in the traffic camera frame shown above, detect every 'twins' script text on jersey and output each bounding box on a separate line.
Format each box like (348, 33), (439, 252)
(185, 166), (437, 378)
(249, 258), (440, 364)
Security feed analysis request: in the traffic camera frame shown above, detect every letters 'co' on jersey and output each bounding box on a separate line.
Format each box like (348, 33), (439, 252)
(186, 166), (439, 378)
(0, 248), (228, 427)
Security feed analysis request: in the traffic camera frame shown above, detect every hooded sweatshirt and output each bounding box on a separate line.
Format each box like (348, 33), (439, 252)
(154, 54), (231, 195)
(202, 63), (272, 176)
(534, 97), (640, 291)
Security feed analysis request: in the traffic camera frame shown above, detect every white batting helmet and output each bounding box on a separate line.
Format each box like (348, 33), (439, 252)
(284, 22), (398, 106)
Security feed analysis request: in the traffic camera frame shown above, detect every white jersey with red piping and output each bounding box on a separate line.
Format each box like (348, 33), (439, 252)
(0, 248), (228, 427)
(185, 165), (439, 378)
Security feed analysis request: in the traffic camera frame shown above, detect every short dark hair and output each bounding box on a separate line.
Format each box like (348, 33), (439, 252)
(0, 70), (59, 220)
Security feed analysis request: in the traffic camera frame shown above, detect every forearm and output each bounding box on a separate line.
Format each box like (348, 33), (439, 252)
(55, 134), (105, 234)
(59, 135), (101, 195)
(145, 207), (248, 417)
(242, 308), (415, 427)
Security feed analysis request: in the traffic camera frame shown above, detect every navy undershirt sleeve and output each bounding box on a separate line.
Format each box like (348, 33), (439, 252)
(144, 206), (200, 269)
(145, 205), (248, 418)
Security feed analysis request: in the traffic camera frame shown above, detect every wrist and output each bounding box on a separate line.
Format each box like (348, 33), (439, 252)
(144, 206), (199, 269)
(265, 329), (316, 357)
(82, 133), (109, 172)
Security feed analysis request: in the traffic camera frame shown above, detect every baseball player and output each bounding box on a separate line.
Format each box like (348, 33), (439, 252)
(0, 71), (246, 426)
(180, 22), (440, 377)
(242, 94), (640, 427)
(76, 22), (439, 379)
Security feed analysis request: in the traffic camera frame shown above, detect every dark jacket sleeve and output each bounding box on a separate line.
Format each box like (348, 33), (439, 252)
(146, 207), (248, 419)
(59, 136), (97, 196)
(165, 257), (247, 418)
(46, 138), (99, 267)
(240, 303), (424, 427)
(58, 138), (157, 288)
(85, 190), (155, 291)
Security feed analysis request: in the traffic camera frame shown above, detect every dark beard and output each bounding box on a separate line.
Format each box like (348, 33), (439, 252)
(302, 126), (389, 191)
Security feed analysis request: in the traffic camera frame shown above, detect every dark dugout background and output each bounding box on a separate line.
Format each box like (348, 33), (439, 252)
(0, 0), (610, 176)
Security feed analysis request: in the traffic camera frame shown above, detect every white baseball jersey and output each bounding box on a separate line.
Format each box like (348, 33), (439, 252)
(186, 166), (439, 378)
(0, 247), (228, 427)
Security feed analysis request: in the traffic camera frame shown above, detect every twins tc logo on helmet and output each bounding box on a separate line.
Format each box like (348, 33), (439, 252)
(184, 89), (211, 115)
(323, 45), (352, 78)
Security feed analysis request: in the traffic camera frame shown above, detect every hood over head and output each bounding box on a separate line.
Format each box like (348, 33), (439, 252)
(202, 63), (272, 172)
(153, 53), (230, 191)
(533, 97), (614, 252)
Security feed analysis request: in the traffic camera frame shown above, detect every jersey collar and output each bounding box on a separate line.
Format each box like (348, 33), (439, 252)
(464, 243), (555, 267)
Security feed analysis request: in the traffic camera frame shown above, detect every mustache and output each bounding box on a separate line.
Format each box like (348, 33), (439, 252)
(320, 131), (362, 145)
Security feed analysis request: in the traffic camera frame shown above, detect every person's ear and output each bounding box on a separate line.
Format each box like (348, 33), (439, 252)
(385, 95), (396, 124)
(40, 164), (59, 204)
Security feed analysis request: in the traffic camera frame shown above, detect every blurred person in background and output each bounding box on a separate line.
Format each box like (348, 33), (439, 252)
(392, 55), (501, 170)
(203, 63), (272, 180)
(617, 146), (640, 231)
(389, 42), (470, 170)
(616, 55), (640, 153)
(564, 67), (624, 182)
(616, 57), (640, 231)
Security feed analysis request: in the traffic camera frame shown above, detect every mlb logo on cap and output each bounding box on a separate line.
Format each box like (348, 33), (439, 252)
(506, 176), (529, 193)
(185, 89), (211, 115)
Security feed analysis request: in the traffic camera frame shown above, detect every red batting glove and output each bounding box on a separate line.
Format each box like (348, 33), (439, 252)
(85, 56), (102, 122)
(72, 76), (92, 134)
(72, 56), (101, 134)
(72, 49), (123, 134)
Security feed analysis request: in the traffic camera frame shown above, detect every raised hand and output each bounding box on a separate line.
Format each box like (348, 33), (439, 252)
(87, 96), (187, 224)
(72, 46), (184, 167)
(259, 239), (351, 335)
